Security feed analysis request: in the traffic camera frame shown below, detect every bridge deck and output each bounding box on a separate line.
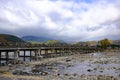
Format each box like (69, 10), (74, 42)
(0, 46), (97, 65)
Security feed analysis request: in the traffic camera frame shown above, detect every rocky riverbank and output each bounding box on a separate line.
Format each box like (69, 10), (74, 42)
(0, 52), (120, 80)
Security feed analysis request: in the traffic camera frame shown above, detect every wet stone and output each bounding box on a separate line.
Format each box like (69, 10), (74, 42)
(41, 71), (49, 76)
(64, 73), (69, 76)
(65, 59), (71, 62)
(66, 64), (74, 67)
(47, 66), (53, 69)
(73, 73), (78, 76)
(69, 77), (75, 80)
(87, 69), (92, 72)
(99, 71), (103, 73)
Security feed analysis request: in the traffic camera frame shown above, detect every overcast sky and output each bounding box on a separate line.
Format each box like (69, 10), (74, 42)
(0, 0), (120, 41)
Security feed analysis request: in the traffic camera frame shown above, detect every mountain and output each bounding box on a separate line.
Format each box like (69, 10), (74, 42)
(72, 41), (98, 46)
(0, 34), (25, 44)
(22, 36), (52, 42)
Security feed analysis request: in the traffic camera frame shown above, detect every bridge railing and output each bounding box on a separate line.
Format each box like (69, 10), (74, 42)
(0, 42), (98, 50)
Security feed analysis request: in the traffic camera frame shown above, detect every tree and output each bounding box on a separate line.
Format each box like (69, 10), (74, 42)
(99, 38), (111, 49)
(45, 40), (60, 45)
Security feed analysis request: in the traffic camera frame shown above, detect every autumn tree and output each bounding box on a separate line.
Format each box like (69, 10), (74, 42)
(99, 38), (111, 49)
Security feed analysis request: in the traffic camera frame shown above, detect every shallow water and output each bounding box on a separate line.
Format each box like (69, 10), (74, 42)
(60, 52), (120, 77)
(12, 52), (120, 79)
(1, 51), (36, 63)
(61, 61), (120, 76)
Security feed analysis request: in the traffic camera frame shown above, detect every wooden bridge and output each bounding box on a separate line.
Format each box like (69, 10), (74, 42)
(0, 45), (97, 65)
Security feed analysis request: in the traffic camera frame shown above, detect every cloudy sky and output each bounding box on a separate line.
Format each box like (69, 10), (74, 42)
(0, 0), (120, 41)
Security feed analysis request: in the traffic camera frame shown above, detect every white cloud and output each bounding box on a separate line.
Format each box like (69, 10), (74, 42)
(0, 0), (120, 41)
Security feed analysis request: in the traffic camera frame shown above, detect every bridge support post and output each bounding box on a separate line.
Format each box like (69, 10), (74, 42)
(35, 50), (38, 61)
(60, 49), (63, 56)
(69, 49), (71, 55)
(14, 50), (19, 64)
(23, 50), (25, 61)
(0, 51), (1, 65)
(61, 48), (64, 56)
(55, 49), (57, 53)
(45, 50), (48, 54)
(39, 49), (42, 58)
(55, 49), (57, 57)
(30, 50), (32, 61)
(50, 49), (52, 57)
(45, 50), (48, 58)
(38, 49), (41, 56)
(18, 51), (20, 57)
(64, 49), (67, 56)
(67, 49), (69, 55)
(6, 51), (9, 65)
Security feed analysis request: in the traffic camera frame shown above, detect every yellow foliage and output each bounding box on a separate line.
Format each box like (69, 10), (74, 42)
(99, 38), (111, 48)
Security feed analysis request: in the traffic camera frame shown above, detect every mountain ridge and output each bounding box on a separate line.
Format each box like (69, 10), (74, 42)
(22, 36), (52, 42)
(0, 34), (25, 44)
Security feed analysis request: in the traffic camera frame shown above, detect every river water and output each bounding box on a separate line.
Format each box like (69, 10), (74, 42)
(0, 51), (36, 63)
(11, 52), (120, 79)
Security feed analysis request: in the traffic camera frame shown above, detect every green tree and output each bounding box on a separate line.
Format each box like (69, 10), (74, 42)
(99, 38), (111, 49)
(45, 40), (59, 44)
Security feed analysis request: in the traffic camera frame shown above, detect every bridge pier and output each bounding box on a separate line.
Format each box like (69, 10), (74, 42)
(35, 50), (38, 61)
(55, 49), (57, 57)
(23, 50), (26, 61)
(6, 51), (9, 64)
(45, 50), (47, 54)
(39, 49), (41, 56)
(44, 50), (47, 58)
(14, 50), (19, 64)
(18, 51), (20, 57)
(0, 51), (1, 65)
(30, 50), (32, 61)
